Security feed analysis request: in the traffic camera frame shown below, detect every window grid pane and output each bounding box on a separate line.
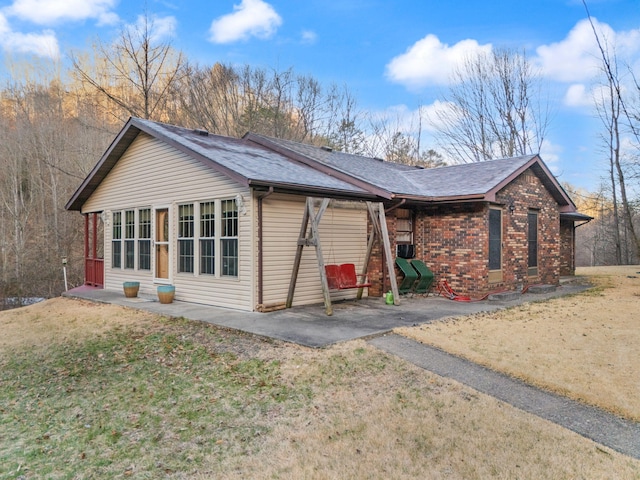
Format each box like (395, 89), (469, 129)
(112, 240), (122, 268)
(222, 239), (238, 277)
(221, 199), (238, 277)
(138, 208), (151, 270)
(125, 240), (135, 269)
(222, 199), (238, 237)
(125, 210), (135, 239)
(178, 204), (194, 273)
(112, 212), (122, 268)
(200, 201), (215, 275)
(200, 239), (215, 275)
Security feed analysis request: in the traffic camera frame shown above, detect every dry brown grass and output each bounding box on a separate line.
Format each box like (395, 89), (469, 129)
(2, 286), (640, 479)
(0, 297), (158, 350)
(396, 265), (640, 421)
(208, 341), (640, 479)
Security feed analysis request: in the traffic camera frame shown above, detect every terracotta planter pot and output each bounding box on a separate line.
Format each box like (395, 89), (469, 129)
(123, 281), (140, 298)
(157, 285), (175, 304)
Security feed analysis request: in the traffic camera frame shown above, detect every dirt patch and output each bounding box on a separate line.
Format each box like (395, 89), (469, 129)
(397, 265), (640, 420)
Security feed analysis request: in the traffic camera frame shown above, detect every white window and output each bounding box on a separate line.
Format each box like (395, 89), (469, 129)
(124, 210), (135, 269)
(221, 199), (238, 277)
(138, 208), (151, 270)
(178, 204), (195, 273)
(112, 212), (122, 268)
(200, 201), (215, 275)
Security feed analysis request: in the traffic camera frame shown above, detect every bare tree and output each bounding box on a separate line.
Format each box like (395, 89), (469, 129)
(71, 11), (185, 121)
(431, 48), (549, 163)
(584, 1), (640, 262)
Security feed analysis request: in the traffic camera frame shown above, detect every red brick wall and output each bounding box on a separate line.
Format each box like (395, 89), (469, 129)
(419, 203), (487, 295)
(494, 170), (560, 290)
(369, 168), (562, 297)
(559, 219), (575, 275)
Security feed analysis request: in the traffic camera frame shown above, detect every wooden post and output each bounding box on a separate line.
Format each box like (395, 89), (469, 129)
(286, 199), (310, 308)
(286, 197), (332, 314)
(377, 203), (400, 304)
(309, 198), (332, 315)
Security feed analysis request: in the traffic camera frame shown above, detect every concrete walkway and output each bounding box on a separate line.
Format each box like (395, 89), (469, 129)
(64, 282), (588, 348)
(369, 334), (640, 460)
(63, 281), (640, 460)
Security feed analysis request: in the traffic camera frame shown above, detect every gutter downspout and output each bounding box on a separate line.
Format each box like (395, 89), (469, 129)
(257, 187), (274, 309)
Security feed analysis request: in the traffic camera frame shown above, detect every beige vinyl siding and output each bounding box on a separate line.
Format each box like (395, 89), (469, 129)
(260, 194), (369, 307)
(83, 132), (254, 311)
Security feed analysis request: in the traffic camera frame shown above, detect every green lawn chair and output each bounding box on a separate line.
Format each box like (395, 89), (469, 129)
(410, 259), (434, 294)
(395, 257), (418, 294)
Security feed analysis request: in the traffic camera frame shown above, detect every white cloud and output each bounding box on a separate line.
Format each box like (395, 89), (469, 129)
(126, 14), (177, 43)
(4, 0), (119, 26)
(0, 11), (59, 58)
(564, 83), (592, 107)
(385, 34), (492, 88)
(301, 29), (317, 45)
(209, 0), (282, 44)
(535, 18), (640, 83)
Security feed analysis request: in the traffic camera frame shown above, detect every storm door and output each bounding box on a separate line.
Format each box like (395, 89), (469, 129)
(155, 208), (170, 280)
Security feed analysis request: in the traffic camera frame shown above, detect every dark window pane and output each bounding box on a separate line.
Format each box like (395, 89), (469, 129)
(200, 239), (215, 275)
(178, 239), (194, 273)
(488, 209), (501, 271)
(139, 240), (151, 270)
(125, 240), (135, 269)
(528, 212), (538, 268)
(112, 241), (121, 268)
(221, 238), (238, 277)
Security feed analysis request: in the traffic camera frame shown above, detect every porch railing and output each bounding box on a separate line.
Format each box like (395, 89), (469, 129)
(85, 258), (104, 287)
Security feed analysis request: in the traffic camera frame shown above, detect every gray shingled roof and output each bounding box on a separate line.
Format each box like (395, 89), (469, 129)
(245, 134), (429, 196)
(246, 133), (541, 199)
(136, 119), (368, 195)
(402, 155), (537, 198)
(67, 118), (577, 212)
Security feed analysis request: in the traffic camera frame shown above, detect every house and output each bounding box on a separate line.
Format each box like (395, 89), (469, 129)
(66, 117), (590, 311)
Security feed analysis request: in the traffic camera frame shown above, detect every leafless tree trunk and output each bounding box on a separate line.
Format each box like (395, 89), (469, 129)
(431, 48), (549, 163)
(71, 12), (185, 121)
(584, 1), (640, 262)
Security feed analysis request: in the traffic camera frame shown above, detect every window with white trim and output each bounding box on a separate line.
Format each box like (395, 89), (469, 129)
(112, 212), (122, 268)
(138, 208), (151, 270)
(178, 204), (195, 273)
(124, 210), (135, 269)
(200, 201), (215, 275)
(221, 199), (238, 277)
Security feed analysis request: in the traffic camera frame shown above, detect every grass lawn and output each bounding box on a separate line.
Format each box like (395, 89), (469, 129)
(396, 265), (640, 421)
(1, 272), (640, 479)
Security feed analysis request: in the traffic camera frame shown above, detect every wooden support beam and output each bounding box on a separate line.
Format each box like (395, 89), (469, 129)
(286, 199), (310, 308)
(377, 202), (400, 305)
(287, 197), (332, 314)
(309, 198), (332, 315)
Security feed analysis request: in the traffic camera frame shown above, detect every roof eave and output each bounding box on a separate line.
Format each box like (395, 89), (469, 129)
(485, 154), (576, 208)
(249, 179), (377, 200)
(65, 117), (252, 212)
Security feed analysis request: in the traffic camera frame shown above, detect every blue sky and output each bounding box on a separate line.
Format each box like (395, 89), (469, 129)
(1, 0), (640, 193)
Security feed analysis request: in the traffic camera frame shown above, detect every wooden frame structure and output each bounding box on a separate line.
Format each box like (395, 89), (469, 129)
(286, 198), (399, 315)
